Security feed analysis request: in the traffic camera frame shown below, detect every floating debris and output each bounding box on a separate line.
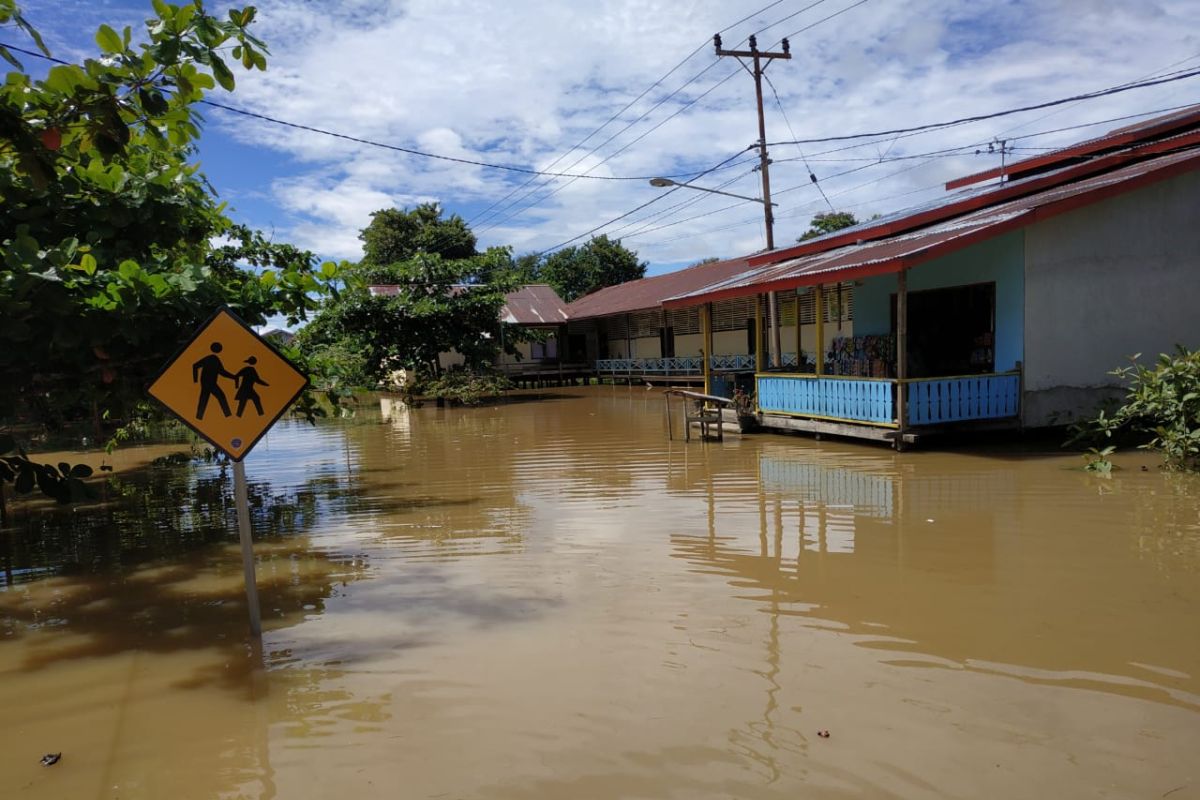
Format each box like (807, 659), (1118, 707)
(40, 753), (62, 766)
(817, 730), (831, 739)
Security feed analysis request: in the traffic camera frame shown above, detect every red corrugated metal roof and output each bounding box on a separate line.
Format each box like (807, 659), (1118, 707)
(564, 255), (751, 319)
(499, 284), (569, 326)
(745, 128), (1200, 269)
(663, 146), (1200, 309)
(945, 103), (1200, 190)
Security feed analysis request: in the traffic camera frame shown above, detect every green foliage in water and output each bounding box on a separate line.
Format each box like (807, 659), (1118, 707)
(402, 368), (514, 407)
(1070, 347), (1200, 471)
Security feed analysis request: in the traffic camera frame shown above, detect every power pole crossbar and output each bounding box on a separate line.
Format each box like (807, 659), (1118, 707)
(714, 33), (790, 369)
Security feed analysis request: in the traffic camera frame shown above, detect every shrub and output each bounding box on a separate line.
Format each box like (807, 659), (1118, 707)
(1069, 347), (1200, 471)
(402, 368), (513, 407)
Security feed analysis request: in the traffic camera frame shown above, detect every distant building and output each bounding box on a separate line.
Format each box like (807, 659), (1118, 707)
(257, 327), (295, 345)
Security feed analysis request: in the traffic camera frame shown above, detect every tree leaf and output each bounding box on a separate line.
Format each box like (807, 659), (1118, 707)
(210, 56), (235, 91)
(96, 24), (123, 54)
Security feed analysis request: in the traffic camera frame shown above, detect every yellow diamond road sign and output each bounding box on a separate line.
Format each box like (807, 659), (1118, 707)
(148, 307), (309, 461)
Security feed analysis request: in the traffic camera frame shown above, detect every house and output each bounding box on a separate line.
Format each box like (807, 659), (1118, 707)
(563, 256), (857, 389)
(658, 105), (1200, 445)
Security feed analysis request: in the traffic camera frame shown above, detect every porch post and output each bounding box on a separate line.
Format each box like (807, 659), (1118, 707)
(794, 293), (802, 372)
(768, 291), (782, 368)
(660, 307), (670, 377)
(754, 294), (764, 371)
(815, 284), (825, 376)
(558, 323), (566, 385)
(896, 269), (909, 449)
(625, 313), (632, 362)
(702, 302), (713, 395)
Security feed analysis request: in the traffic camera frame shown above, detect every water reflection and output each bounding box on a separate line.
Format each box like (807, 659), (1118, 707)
(670, 439), (1200, 711)
(1, 388), (1199, 798)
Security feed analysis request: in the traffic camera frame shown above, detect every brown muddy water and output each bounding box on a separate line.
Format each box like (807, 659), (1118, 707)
(1, 386), (1198, 799)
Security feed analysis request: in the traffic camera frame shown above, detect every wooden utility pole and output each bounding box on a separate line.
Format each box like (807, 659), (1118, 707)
(714, 33), (790, 368)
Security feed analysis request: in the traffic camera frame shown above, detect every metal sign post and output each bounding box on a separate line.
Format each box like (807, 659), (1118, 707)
(233, 460), (262, 638)
(147, 306), (309, 639)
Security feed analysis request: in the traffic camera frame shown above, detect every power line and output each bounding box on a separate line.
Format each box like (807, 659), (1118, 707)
(533, 148), (752, 255)
(753, 0), (836, 36)
(762, 70), (834, 211)
(477, 0), (852, 233)
(766, 66), (1200, 147)
(471, 0), (809, 230)
(775, 0), (872, 45)
(0, 40), (744, 184)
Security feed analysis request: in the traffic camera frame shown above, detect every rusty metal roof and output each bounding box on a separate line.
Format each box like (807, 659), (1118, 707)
(564, 256), (751, 319)
(367, 283), (568, 326)
(499, 284), (569, 326)
(946, 103), (1200, 190)
(664, 146), (1200, 308)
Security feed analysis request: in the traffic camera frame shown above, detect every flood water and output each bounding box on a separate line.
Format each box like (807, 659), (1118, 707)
(2, 386), (1199, 799)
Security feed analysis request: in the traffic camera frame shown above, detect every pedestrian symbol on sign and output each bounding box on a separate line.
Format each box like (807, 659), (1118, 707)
(193, 342), (234, 419)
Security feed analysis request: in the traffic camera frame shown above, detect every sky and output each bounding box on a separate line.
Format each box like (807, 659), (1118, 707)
(16, 0), (1200, 277)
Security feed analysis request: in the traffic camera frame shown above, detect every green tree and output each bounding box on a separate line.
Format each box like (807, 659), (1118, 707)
(535, 235), (646, 302)
(798, 211), (860, 242)
(360, 204), (477, 266)
(0, 2), (341, 504)
(299, 207), (519, 387)
(298, 254), (516, 386)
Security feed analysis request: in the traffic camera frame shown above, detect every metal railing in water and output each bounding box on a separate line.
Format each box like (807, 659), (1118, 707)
(596, 353), (805, 374)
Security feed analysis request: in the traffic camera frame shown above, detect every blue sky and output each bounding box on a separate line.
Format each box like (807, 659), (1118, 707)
(15, 0), (1200, 277)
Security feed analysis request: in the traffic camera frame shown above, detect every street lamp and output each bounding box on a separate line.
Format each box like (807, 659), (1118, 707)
(648, 177), (778, 207)
(650, 177), (784, 370)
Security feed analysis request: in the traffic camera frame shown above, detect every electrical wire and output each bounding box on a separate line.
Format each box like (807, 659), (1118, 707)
(533, 148), (752, 255)
(762, 70), (834, 211)
(471, 0), (811, 230)
(0, 39), (755, 184)
(479, 0), (868, 235)
(766, 66), (1200, 146)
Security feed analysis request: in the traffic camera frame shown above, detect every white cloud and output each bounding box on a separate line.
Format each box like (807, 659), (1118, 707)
(209, 0), (1200, 270)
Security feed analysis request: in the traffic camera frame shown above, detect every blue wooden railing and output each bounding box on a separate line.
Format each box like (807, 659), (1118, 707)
(757, 375), (896, 425)
(905, 372), (1020, 424)
(755, 371), (1021, 427)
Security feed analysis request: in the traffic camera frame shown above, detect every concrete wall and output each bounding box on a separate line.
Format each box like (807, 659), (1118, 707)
(854, 231), (1025, 372)
(1023, 169), (1200, 425)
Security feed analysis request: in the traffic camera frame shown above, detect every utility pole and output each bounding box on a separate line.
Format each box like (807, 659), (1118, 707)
(715, 33), (790, 369)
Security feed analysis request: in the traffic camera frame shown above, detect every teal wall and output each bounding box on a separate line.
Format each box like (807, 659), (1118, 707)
(853, 231), (1025, 372)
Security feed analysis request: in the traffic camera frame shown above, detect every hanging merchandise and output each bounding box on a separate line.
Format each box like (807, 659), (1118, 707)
(828, 334), (896, 378)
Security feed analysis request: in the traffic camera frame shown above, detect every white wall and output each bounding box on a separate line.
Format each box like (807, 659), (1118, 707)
(1023, 169), (1200, 425)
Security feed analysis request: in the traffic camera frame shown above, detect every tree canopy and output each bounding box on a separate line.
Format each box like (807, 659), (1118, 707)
(0, 1), (342, 501)
(797, 211), (860, 242)
(359, 204), (477, 266)
(530, 235), (646, 302)
(298, 205), (518, 386)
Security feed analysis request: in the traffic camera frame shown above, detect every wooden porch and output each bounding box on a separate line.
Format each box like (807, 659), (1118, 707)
(754, 370), (1022, 446)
